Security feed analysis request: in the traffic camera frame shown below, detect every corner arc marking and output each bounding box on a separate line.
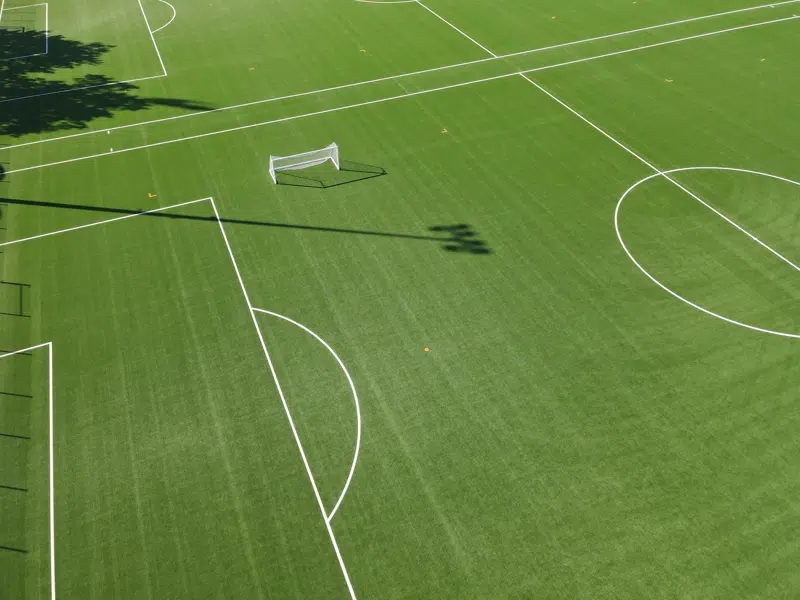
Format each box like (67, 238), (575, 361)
(252, 307), (362, 523)
(615, 166), (800, 338)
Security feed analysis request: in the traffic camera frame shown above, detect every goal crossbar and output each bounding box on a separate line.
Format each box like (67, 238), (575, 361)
(269, 142), (340, 183)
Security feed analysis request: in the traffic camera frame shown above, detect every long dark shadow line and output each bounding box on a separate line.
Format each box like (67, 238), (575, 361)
(0, 196), (454, 243)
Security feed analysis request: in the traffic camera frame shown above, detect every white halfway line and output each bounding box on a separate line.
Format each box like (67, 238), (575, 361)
(422, 0), (800, 299)
(3, 13), (796, 176)
(3, 0), (796, 146)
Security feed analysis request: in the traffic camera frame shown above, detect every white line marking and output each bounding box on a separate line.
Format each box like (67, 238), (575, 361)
(0, 3), (48, 62)
(210, 201), (357, 599)
(150, 0), (176, 34)
(0, 341), (51, 360)
(48, 342), (55, 600)
(0, 74), (167, 104)
(4, 14), (795, 175)
(2, 197), (361, 597)
(4, 0), (794, 145)
(414, 0), (497, 56)
(615, 167), (800, 338)
(0, 342), (56, 600)
(520, 72), (800, 275)
(0, 197), (210, 248)
(252, 308), (361, 524)
(414, 0), (800, 334)
(0, 0), (6, 29)
(136, 0), (167, 74)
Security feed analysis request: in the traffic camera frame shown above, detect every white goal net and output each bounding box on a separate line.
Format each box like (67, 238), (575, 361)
(268, 143), (340, 183)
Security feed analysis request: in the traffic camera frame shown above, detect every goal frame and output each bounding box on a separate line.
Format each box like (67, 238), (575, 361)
(268, 143), (340, 184)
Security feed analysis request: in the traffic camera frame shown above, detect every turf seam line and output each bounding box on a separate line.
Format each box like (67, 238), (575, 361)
(3, 0), (795, 143)
(4, 14), (796, 175)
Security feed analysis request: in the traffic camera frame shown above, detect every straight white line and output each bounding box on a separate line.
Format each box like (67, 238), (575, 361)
(251, 307), (362, 524)
(48, 342), (55, 600)
(0, 0), (6, 28)
(210, 200), (357, 600)
(414, 0), (497, 57)
(136, 0), (167, 75)
(4, 14), (795, 176)
(3, 2), (48, 11)
(0, 74), (166, 104)
(0, 197), (210, 247)
(4, 0), (794, 145)
(0, 341), (51, 359)
(44, 1), (48, 53)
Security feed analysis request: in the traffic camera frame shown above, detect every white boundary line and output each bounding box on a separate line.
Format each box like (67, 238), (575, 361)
(615, 167), (800, 339)
(0, 341), (55, 600)
(3, 0), (795, 147)
(414, 0), (497, 57)
(0, 196), (358, 598)
(150, 0), (176, 34)
(0, 0), (6, 30)
(252, 307), (361, 524)
(0, 3), (48, 61)
(3, 13), (796, 175)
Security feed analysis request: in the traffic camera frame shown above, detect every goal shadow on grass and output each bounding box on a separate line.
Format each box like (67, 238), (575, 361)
(0, 29), (210, 137)
(0, 196), (492, 255)
(275, 160), (387, 189)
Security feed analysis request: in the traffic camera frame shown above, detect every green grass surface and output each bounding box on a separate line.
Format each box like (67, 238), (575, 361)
(1, 0), (799, 598)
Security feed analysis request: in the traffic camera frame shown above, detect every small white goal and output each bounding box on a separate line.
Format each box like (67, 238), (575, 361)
(268, 143), (340, 184)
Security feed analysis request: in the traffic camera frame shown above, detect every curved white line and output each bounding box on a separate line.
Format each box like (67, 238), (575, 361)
(615, 166), (800, 339)
(253, 308), (362, 522)
(150, 0), (176, 34)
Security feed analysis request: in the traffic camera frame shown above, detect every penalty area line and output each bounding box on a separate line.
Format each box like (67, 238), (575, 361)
(210, 200), (358, 599)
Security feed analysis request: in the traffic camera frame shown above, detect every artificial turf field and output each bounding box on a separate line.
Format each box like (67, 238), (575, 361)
(0, 0), (799, 597)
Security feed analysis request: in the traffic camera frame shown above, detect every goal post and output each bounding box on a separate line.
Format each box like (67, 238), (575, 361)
(269, 143), (340, 184)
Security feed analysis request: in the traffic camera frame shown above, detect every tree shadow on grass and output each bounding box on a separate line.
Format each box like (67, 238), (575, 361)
(0, 29), (210, 138)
